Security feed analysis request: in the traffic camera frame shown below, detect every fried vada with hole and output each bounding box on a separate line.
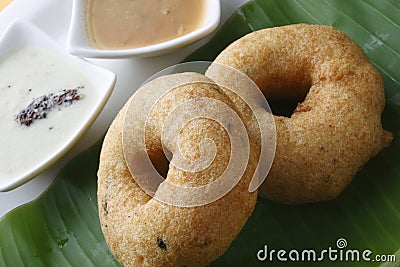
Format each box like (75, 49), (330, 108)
(210, 23), (392, 204)
(97, 73), (259, 266)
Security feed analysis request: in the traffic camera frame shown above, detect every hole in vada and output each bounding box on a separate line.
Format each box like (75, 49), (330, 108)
(268, 95), (306, 117)
(148, 148), (172, 179)
(262, 84), (310, 118)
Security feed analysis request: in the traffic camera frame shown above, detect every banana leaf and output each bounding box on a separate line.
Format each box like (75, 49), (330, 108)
(1, 0), (400, 266)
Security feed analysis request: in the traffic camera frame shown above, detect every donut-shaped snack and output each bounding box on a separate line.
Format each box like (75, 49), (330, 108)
(210, 24), (392, 204)
(97, 73), (259, 266)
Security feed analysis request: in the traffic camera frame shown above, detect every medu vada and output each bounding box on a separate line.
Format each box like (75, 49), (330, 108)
(209, 23), (392, 204)
(97, 73), (259, 266)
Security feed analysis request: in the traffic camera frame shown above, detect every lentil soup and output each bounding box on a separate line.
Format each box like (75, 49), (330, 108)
(87, 0), (206, 49)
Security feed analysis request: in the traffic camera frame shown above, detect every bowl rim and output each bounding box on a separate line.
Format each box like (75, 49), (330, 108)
(0, 18), (116, 191)
(67, 0), (221, 58)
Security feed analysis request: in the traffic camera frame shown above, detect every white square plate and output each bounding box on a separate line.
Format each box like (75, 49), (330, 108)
(67, 0), (221, 58)
(0, 18), (116, 191)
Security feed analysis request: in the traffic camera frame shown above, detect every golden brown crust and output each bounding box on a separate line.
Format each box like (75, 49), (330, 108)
(97, 73), (258, 266)
(212, 24), (392, 204)
(98, 24), (394, 266)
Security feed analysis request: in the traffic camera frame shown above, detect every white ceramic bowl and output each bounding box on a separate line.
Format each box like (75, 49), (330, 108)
(0, 18), (116, 191)
(67, 0), (221, 58)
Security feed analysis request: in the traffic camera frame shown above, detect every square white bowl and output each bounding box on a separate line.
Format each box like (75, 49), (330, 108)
(67, 0), (221, 58)
(0, 18), (116, 191)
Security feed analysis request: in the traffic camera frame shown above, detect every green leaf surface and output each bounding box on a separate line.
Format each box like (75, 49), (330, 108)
(1, 0), (400, 266)
(0, 142), (120, 267)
